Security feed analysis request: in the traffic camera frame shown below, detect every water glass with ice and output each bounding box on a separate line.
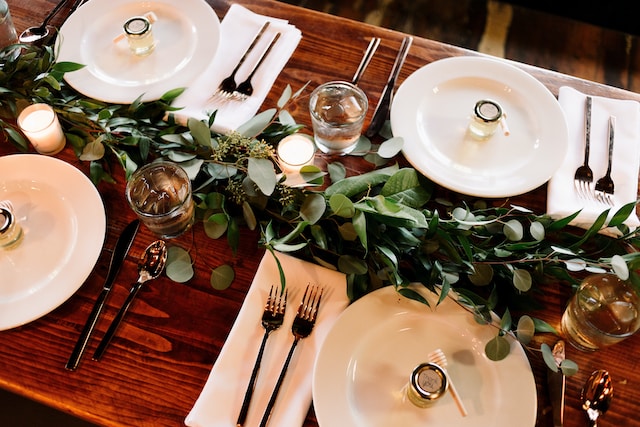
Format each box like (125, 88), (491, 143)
(126, 161), (195, 239)
(309, 81), (368, 155)
(561, 273), (640, 351)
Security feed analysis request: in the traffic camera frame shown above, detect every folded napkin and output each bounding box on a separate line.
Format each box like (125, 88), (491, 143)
(173, 4), (302, 133)
(185, 252), (349, 427)
(547, 86), (640, 232)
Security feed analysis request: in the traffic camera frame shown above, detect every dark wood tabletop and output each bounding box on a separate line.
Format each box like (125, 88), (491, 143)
(2, 0), (640, 426)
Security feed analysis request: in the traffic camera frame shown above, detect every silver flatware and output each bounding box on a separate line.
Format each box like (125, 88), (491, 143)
(581, 370), (613, 427)
(594, 116), (616, 205)
(236, 285), (288, 427)
(92, 239), (167, 361)
(574, 96), (594, 199)
(546, 340), (566, 427)
(65, 219), (140, 371)
(232, 32), (281, 101)
(19, 0), (70, 44)
(258, 285), (323, 427)
(212, 21), (271, 101)
(351, 37), (380, 85)
(365, 35), (412, 138)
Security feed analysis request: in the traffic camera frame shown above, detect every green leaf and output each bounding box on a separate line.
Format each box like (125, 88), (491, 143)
(165, 246), (194, 283)
(513, 269), (532, 292)
(300, 193), (326, 224)
(380, 168), (431, 208)
(188, 117), (212, 146)
(327, 161), (346, 183)
(560, 359), (579, 376)
(248, 157), (276, 196)
(277, 85), (293, 108)
(237, 108), (277, 137)
(337, 255), (368, 275)
(503, 219), (524, 241)
(516, 315), (535, 345)
(161, 87), (186, 102)
(210, 264), (235, 290)
(329, 193), (355, 218)
(541, 343), (558, 372)
(79, 139), (105, 161)
(377, 137), (404, 158)
(485, 335), (511, 361)
(204, 212), (228, 239)
(608, 201), (636, 227)
(325, 164), (399, 197)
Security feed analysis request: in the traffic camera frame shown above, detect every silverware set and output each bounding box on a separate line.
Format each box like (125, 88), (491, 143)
(210, 21), (281, 103)
(574, 96), (617, 205)
(236, 284), (323, 427)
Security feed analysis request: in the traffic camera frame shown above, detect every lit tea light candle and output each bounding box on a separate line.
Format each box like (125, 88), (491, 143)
(277, 134), (316, 172)
(17, 103), (66, 155)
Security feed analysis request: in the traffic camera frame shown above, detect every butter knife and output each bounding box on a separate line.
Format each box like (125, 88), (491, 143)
(65, 219), (140, 371)
(364, 35), (412, 137)
(547, 340), (566, 427)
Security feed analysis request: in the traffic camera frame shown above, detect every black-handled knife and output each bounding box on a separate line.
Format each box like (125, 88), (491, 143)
(547, 340), (566, 427)
(65, 219), (140, 371)
(365, 35), (412, 138)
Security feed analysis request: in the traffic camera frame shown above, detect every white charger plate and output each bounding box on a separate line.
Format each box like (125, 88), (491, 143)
(0, 155), (105, 330)
(312, 286), (537, 427)
(58, 0), (220, 103)
(391, 56), (568, 197)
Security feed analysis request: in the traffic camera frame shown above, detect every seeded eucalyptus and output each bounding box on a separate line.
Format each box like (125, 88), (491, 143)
(3, 44), (640, 364)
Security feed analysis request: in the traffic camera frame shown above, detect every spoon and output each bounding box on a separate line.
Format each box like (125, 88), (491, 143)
(92, 240), (167, 361)
(18, 0), (70, 44)
(581, 370), (614, 427)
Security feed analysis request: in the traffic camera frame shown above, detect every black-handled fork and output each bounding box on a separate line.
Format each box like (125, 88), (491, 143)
(236, 285), (287, 427)
(258, 285), (323, 427)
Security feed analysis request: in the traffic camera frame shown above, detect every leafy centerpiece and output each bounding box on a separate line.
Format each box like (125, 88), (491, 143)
(2, 43), (640, 367)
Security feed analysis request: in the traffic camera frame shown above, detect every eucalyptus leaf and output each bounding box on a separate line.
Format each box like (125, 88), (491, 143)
(248, 157), (276, 196)
(377, 137), (404, 158)
(165, 246), (194, 283)
(329, 193), (355, 218)
(210, 264), (235, 290)
(516, 315), (535, 345)
(188, 117), (213, 146)
(485, 335), (511, 361)
(560, 359), (579, 376)
(327, 161), (346, 183)
(513, 269), (532, 292)
(237, 108), (277, 137)
(541, 343), (558, 372)
(300, 193), (326, 224)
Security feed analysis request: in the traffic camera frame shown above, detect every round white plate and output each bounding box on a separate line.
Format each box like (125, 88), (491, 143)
(391, 56), (568, 197)
(313, 286), (537, 427)
(58, 0), (220, 103)
(0, 155), (106, 330)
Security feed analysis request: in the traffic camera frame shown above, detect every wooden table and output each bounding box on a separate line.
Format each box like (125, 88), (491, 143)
(2, 0), (640, 426)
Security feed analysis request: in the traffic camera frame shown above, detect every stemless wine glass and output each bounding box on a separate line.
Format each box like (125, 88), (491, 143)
(126, 161), (195, 239)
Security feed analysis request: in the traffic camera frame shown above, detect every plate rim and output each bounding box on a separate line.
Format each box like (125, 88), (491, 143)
(0, 154), (106, 330)
(312, 285), (537, 427)
(57, 0), (221, 103)
(391, 55), (568, 197)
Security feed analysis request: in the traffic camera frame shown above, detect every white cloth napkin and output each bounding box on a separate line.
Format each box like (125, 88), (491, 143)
(185, 251), (349, 427)
(547, 86), (640, 231)
(173, 4), (302, 133)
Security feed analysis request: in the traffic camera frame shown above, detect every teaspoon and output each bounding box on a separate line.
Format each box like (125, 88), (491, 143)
(18, 0), (70, 44)
(92, 240), (167, 361)
(581, 370), (613, 427)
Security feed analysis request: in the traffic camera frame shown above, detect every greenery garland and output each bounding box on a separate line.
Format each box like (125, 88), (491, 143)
(3, 43), (640, 368)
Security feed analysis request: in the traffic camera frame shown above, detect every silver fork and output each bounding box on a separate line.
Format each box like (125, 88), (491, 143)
(258, 284), (323, 427)
(595, 116), (616, 205)
(236, 285), (288, 427)
(574, 95), (594, 199)
(232, 32), (281, 101)
(210, 21), (271, 101)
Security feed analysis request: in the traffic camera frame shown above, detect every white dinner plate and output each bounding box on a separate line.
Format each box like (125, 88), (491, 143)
(313, 286), (537, 427)
(0, 155), (106, 330)
(58, 0), (220, 103)
(391, 56), (568, 197)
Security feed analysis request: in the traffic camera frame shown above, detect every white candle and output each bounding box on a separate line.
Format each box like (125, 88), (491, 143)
(18, 104), (66, 155)
(277, 134), (316, 172)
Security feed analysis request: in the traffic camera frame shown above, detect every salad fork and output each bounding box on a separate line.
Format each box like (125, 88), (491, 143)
(595, 116), (616, 205)
(232, 32), (281, 101)
(236, 285), (287, 427)
(211, 21), (271, 101)
(574, 96), (594, 199)
(258, 284), (323, 427)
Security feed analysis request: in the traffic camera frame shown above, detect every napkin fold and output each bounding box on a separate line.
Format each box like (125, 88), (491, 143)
(547, 86), (640, 231)
(185, 252), (349, 427)
(173, 4), (302, 133)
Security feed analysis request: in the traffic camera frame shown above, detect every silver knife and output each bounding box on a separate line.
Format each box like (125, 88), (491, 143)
(365, 35), (412, 137)
(65, 218), (140, 371)
(547, 340), (566, 427)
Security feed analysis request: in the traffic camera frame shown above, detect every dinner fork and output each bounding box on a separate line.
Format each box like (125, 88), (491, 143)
(235, 285), (288, 427)
(211, 21), (271, 101)
(258, 284), (323, 427)
(232, 32), (282, 101)
(574, 96), (594, 199)
(595, 116), (616, 205)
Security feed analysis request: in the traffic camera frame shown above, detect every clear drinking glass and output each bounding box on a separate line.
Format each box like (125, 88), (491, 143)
(309, 81), (368, 155)
(561, 273), (640, 351)
(126, 161), (195, 239)
(0, 0), (18, 48)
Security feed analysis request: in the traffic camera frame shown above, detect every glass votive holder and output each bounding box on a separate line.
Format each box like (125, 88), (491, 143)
(561, 273), (640, 351)
(277, 134), (316, 172)
(17, 104), (66, 155)
(126, 161), (195, 239)
(123, 14), (155, 56)
(309, 81), (368, 155)
(0, 205), (23, 249)
(468, 99), (507, 139)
